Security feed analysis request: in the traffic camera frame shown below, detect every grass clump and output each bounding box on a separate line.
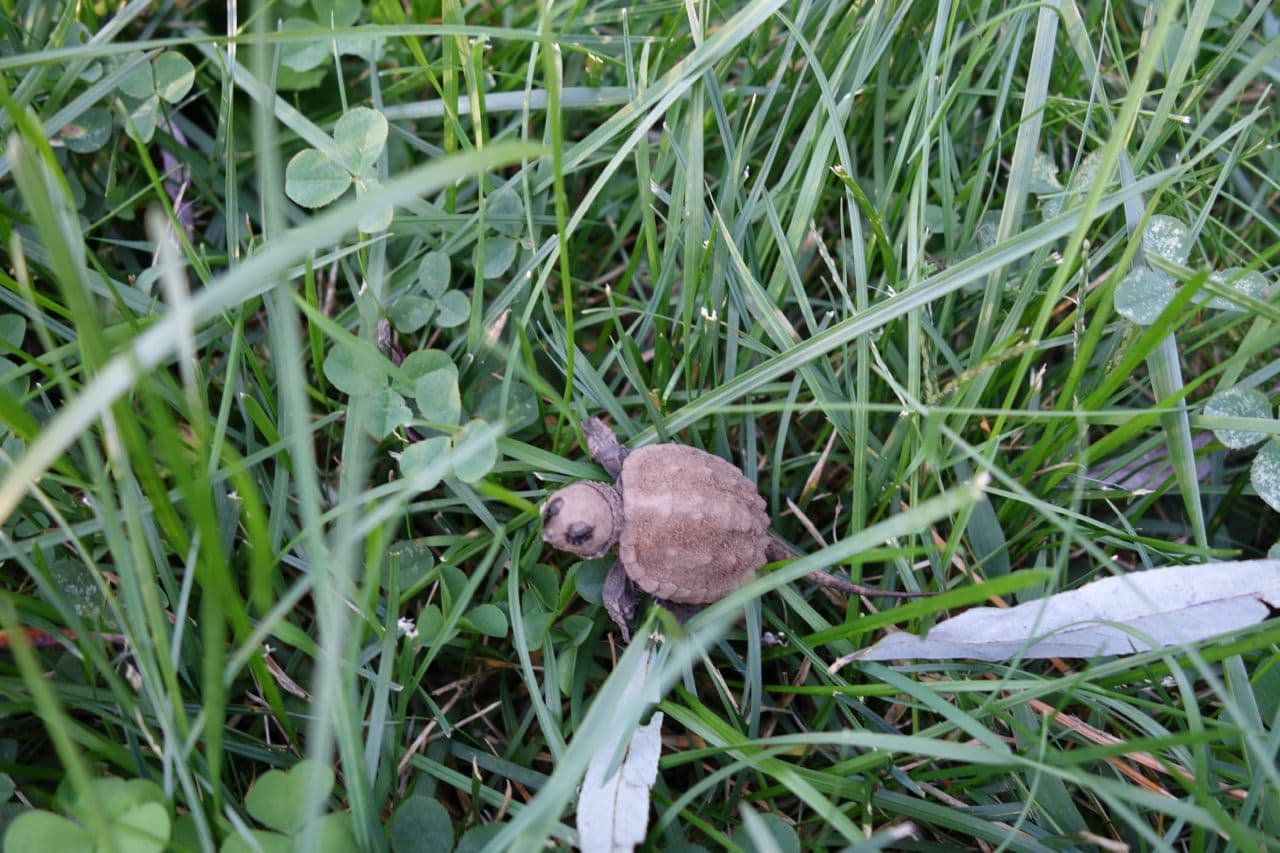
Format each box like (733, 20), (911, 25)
(0, 0), (1278, 850)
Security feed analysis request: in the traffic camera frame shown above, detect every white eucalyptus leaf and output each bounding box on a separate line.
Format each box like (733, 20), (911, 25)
(858, 560), (1280, 662)
(578, 645), (662, 853)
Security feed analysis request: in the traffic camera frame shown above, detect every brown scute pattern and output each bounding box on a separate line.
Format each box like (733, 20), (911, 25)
(617, 444), (770, 604)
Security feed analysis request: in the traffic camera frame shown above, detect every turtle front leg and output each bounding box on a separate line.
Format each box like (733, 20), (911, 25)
(584, 417), (630, 479)
(764, 535), (795, 563)
(602, 560), (638, 642)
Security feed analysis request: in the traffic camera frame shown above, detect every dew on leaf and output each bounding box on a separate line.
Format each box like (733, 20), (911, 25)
(1029, 151), (1062, 194)
(1070, 149), (1105, 193)
(1142, 214), (1192, 265)
(1114, 267), (1176, 325)
(1204, 267), (1271, 311)
(1251, 440), (1280, 513)
(1204, 386), (1271, 449)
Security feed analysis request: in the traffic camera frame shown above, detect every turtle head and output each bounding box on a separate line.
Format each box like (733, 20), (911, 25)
(541, 482), (622, 558)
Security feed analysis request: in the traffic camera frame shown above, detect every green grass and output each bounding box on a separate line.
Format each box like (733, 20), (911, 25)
(1, 0), (1279, 850)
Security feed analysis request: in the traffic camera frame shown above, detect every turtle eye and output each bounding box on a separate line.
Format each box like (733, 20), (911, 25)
(542, 497), (563, 521)
(566, 522), (594, 546)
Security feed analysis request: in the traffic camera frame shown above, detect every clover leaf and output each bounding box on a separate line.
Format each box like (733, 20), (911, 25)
(398, 436), (450, 492)
(366, 386), (414, 439)
(388, 795), (454, 853)
(1115, 267), (1177, 325)
(398, 418), (500, 491)
(115, 51), (195, 144)
(60, 107), (113, 154)
(220, 761), (354, 853)
(387, 252), (471, 333)
(474, 188), (524, 279)
(284, 107), (392, 232)
(244, 760), (334, 835)
(5, 777), (173, 853)
(1205, 386), (1271, 450)
(1114, 215), (1197, 325)
(415, 366), (462, 428)
(1201, 384), (1280, 516)
(1142, 214), (1193, 266)
(1252, 440), (1280, 514)
(1204, 267), (1271, 311)
(322, 340), (386, 396)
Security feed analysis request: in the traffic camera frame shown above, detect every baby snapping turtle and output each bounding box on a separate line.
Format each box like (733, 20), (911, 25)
(542, 418), (921, 640)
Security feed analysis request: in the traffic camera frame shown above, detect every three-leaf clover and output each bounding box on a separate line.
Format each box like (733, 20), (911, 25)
(387, 252), (470, 334)
(1040, 149), (1105, 219)
(219, 760), (356, 853)
(115, 51), (195, 144)
(1113, 215), (1191, 326)
(1115, 214), (1276, 324)
(388, 796), (455, 853)
(321, 342), (500, 485)
(284, 106), (391, 232)
(476, 187), (524, 279)
(5, 777), (173, 853)
(275, 1), (383, 87)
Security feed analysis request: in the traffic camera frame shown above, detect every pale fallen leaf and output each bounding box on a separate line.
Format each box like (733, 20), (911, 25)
(858, 560), (1280, 662)
(1086, 432), (1212, 493)
(577, 644), (663, 853)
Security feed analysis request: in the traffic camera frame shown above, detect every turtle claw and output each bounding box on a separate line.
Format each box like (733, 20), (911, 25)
(602, 561), (638, 642)
(584, 417), (630, 479)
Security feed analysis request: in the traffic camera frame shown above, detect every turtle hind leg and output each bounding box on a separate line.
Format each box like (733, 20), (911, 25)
(767, 535), (926, 599)
(655, 599), (701, 625)
(808, 570), (928, 599)
(584, 417), (630, 479)
(602, 561), (638, 642)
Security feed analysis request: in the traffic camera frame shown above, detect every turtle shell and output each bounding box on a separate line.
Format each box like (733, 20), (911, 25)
(616, 443), (771, 604)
